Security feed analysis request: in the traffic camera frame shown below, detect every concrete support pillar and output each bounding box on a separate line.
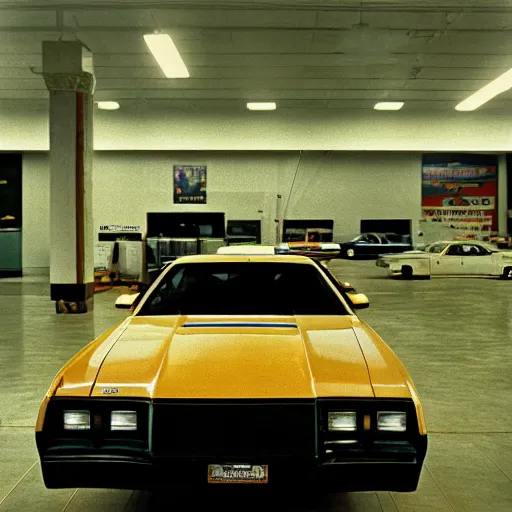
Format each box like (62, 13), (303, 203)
(42, 41), (95, 313)
(498, 154), (508, 235)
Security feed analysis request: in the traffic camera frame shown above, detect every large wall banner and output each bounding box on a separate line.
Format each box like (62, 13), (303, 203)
(174, 165), (207, 204)
(422, 162), (497, 233)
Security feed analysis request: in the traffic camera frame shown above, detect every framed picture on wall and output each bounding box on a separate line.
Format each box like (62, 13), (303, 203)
(173, 165), (207, 204)
(421, 154), (498, 235)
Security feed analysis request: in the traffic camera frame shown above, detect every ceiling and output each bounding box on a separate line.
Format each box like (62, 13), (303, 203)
(2, 0), (512, 111)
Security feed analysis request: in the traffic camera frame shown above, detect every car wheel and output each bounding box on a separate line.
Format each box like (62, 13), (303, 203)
(346, 248), (355, 258)
(500, 267), (512, 279)
(401, 265), (413, 279)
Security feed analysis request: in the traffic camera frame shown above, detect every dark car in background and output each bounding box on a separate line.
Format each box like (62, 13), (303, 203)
(338, 233), (412, 259)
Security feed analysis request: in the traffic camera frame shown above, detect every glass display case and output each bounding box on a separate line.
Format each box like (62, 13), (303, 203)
(0, 154), (22, 277)
(226, 220), (261, 245)
(0, 228), (22, 277)
(146, 237), (198, 270)
(146, 237), (225, 264)
(145, 213), (227, 283)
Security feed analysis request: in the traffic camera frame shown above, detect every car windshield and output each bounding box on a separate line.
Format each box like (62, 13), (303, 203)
(384, 233), (402, 243)
(138, 262), (348, 316)
(425, 243), (449, 253)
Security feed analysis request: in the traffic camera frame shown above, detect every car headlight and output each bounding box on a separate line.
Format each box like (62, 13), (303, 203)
(377, 411), (406, 432)
(63, 410), (90, 430)
(328, 411), (357, 431)
(111, 410), (137, 431)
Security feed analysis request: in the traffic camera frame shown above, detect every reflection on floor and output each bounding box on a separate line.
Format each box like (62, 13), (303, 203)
(0, 262), (511, 511)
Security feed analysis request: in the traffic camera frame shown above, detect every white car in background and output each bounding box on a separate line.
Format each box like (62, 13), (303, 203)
(376, 241), (512, 279)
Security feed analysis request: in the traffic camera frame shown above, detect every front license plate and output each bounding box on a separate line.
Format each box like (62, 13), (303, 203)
(207, 464), (268, 484)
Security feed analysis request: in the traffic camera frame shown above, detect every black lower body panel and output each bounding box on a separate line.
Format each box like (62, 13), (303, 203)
(38, 398), (427, 493)
(40, 451), (425, 493)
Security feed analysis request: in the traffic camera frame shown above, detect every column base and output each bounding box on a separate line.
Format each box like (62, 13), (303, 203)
(55, 298), (93, 314)
(51, 283), (94, 314)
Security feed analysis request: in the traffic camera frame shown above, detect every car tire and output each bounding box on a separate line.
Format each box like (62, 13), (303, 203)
(346, 248), (355, 258)
(500, 267), (512, 279)
(401, 266), (413, 279)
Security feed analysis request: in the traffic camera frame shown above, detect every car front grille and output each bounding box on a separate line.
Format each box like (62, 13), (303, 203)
(151, 400), (317, 459)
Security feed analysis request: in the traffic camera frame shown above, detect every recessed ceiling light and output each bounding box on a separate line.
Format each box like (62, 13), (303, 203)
(96, 101), (120, 110)
(247, 102), (277, 111)
(374, 102), (404, 111)
(143, 33), (190, 79)
(455, 68), (512, 111)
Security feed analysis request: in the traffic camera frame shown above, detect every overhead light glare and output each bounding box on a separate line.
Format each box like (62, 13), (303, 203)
(97, 101), (120, 111)
(374, 102), (404, 111)
(143, 33), (190, 78)
(455, 68), (512, 111)
(247, 102), (277, 111)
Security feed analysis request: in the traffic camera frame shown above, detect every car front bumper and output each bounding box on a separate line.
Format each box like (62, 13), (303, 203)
(39, 453), (425, 493)
(37, 397), (427, 493)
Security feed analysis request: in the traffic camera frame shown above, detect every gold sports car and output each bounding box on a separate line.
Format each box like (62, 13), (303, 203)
(36, 252), (427, 492)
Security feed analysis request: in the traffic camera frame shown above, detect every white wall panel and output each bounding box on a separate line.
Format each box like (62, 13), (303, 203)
(282, 152), (421, 238)
(3, 107), (512, 152)
(22, 153), (50, 272)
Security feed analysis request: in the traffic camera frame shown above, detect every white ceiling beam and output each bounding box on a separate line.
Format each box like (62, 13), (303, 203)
(2, 1), (512, 12)
(3, 52), (512, 70)
(88, 52), (512, 69)
(80, 89), (466, 100)
(92, 77), (494, 90)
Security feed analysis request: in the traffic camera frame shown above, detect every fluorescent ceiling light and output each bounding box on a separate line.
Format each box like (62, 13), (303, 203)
(455, 68), (512, 111)
(247, 102), (277, 111)
(96, 101), (120, 110)
(374, 102), (404, 111)
(143, 33), (189, 78)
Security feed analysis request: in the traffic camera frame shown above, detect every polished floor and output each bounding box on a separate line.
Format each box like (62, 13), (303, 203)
(0, 261), (511, 511)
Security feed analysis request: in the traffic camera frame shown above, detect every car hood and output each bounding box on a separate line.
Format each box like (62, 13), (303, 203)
(56, 315), (377, 399)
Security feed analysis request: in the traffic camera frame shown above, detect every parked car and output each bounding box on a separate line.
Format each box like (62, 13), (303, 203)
(489, 235), (512, 249)
(338, 233), (412, 259)
(36, 252), (427, 493)
(376, 240), (512, 279)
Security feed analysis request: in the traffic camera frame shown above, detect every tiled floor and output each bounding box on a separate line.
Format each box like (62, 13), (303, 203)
(0, 263), (511, 511)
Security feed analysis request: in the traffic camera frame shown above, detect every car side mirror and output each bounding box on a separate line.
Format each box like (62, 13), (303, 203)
(347, 292), (370, 310)
(115, 293), (141, 310)
(338, 280), (355, 292)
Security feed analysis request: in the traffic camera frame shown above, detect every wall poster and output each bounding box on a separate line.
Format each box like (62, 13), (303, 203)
(421, 162), (497, 235)
(174, 165), (207, 204)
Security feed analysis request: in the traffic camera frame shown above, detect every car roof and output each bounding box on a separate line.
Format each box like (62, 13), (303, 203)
(437, 240), (482, 245)
(171, 254), (316, 265)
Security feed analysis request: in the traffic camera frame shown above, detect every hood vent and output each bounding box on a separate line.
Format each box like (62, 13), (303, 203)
(182, 322), (298, 329)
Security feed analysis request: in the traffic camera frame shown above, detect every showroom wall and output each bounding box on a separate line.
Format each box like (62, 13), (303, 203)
(3, 106), (512, 151)
(279, 151), (420, 235)
(21, 150), (421, 273)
